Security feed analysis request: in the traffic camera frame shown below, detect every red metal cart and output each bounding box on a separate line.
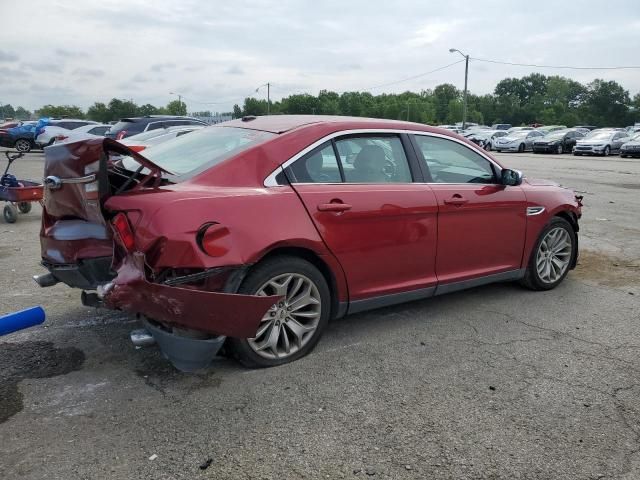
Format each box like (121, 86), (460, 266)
(1, 152), (44, 223)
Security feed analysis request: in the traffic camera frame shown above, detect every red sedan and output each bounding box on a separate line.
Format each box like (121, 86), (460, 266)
(36, 115), (582, 369)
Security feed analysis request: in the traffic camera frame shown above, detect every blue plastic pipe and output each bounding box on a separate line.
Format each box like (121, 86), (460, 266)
(0, 306), (46, 336)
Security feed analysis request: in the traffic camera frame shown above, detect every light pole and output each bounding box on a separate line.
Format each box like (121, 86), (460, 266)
(169, 91), (184, 114)
(256, 83), (270, 115)
(449, 48), (469, 129)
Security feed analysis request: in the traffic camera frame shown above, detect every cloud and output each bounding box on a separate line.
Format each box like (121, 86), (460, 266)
(55, 49), (88, 59)
(406, 20), (463, 47)
(131, 74), (151, 83)
(72, 68), (104, 77)
(0, 50), (18, 62)
(150, 63), (176, 72)
(22, 62), (64, 74)
(226, 65), (244, 75)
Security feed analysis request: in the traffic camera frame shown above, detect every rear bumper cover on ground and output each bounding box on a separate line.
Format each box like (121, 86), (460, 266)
(100, 253), (281, 338)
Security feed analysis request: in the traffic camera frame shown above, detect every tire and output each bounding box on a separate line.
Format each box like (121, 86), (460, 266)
(603, 146), (610, 156)
(3, 204), (18, 223)
(520, 217), (576, 291)
(518, 143), (525, 153)
(14, 139), (31, 153)
(621, 155), (627, 158)
(17, 201), (32, 214)
(229, 256), (331, 368)
(484, 143), (491, 151)
(496, 150), (502, 153)
(556, 144), (564, 154)
(574, 152), (582, 156)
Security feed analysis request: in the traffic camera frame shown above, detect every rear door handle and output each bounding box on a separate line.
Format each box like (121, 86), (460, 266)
(317, 202), (352, 212)
(443, 195), (468, 206)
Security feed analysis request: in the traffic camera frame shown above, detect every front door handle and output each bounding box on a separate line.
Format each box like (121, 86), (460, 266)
(317, 202), (352, 212)
(443, 195), (468, 206)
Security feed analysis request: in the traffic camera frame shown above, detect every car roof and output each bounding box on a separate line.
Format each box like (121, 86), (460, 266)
(119, 116), (202, 122)
(221, 115), (438, 134)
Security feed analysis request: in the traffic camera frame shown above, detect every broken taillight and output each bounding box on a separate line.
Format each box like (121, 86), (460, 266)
(55, 134), (68, 141)
(112, 213), (135, 251)
(127, 145), (146, 152)
(116, 130), (127, 140)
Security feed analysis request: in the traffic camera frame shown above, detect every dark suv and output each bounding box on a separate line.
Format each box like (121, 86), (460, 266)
(105, 116), (208, 140)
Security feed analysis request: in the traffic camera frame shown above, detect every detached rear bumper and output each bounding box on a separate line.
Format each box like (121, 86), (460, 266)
(100, 253), (280, 339)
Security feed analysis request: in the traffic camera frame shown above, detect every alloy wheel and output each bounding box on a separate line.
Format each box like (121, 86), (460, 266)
(556, 144), (563, 154)
(247, 273), (322, 360)
(536, 227), (572, 284)
(15, 139), (30, 153)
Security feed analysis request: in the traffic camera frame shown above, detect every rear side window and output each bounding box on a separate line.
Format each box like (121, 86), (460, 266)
(108, 120), (144, 136)
(146, 122), (165, 131)
(88, 126), (110, 135)
(335, 135), (412, 183)
(286, 142), (342, 183)
(139, 126), (275, 176)
(413, 135), (497, 184)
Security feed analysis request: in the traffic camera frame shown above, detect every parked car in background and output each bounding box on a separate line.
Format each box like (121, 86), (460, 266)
(507, 126), (535, 133)
(495, 130), (545, 152)
(536, 125), (566, 134)
(574, 125), (598, 131)
(573, 130), (629, 156)
(533, 129), (585, 154)
(467, 129), (509, 151)
(35, 115), (582, 369)
(35, 119), (99, 147)
(52, 124), (112, 144)
(118, 125), (205, 151)
(491, 124), (511, 130)
(105, 115), (208, 140)
(620, 133), (640, 158)
(0, 120), (38, 152)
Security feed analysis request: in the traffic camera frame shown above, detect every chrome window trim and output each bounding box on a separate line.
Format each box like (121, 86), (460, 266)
(263, 128), (505, 187)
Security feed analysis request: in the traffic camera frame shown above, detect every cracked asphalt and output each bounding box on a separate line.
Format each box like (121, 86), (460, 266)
(0, 150), (639, 479)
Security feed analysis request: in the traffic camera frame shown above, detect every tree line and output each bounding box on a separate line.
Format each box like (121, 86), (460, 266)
(2, 73), (639, 127)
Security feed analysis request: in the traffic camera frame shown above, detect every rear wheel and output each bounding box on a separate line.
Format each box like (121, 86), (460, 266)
(556, 144), (564, 154)
(518, 143), (525, 153)
(3, 204), (18, 223)
(229, 256), (330, 368)
(521, 217), (576, 291)
(14, 139), (31, 153)
(17, 202), (32, 214)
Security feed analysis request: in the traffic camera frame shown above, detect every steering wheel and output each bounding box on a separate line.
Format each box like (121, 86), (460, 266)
(381, 159), (397, 180)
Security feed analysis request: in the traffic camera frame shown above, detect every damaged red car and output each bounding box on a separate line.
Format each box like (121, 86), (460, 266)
(35, 115), (583, 369)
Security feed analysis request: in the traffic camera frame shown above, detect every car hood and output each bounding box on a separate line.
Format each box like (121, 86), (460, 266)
(523, 177), (561, 187)
(497, 136), (522, 143)
(577, 137), (610, 144)
(622, 140), (640, 147)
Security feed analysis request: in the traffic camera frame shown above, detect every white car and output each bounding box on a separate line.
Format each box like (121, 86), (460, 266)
(52, 124), (112, 144)
(494, 130), (544, 152)
(118, 125), (205, 152)
(36, 119), (99, 147)
(573, 130), (629, 156)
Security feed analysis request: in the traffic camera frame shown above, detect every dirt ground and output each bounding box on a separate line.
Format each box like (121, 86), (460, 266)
(0, 149), (639, 479)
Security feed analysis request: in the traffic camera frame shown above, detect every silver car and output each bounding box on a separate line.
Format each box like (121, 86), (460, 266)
(494, 130), (544, 153)
(573, 130), (629, 156)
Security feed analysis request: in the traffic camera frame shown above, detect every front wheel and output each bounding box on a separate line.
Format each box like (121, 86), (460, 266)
(3, 204), (18, 223)
(518, 143), (525, 153)
(520, 217), (576, 291)
(229, 256), (330, 368)
(556, 144), (564, 154)
(603, 146), (610, 156)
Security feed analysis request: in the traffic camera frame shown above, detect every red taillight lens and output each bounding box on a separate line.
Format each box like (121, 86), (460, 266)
(116, 130), (127, 140)
(111, 213), (135, 252)
(128, 145), (146, 152)
(55, 135), (68, 141)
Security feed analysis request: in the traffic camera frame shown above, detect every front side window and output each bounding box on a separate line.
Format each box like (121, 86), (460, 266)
(334, 135), (412, 183)
(413, 135), (496, 184)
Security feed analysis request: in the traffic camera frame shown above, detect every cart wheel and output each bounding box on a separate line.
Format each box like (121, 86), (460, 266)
(3, 204), (18, 223)
(17, 202), (32, 214)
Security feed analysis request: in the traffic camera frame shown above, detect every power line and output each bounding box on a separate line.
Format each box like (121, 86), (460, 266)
(361, 59), (465, 91)
(470, 57), (640, 70)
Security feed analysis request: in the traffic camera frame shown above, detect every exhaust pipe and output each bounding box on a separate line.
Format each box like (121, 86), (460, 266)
(33, 273), (59, 288)
(130, 329), (156, 348)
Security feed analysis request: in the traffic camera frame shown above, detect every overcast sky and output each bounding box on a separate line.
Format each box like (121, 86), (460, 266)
(1, 0), (639, 113)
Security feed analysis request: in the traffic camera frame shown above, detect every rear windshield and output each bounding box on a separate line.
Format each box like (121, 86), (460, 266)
(108, 120), (145, 136)
(132, 126), (276, 176)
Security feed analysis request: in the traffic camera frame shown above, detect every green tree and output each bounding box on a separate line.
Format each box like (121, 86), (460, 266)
(233, 104), (242, 118)
(37, 105), (85, 118)
(433, 84), (459, 123)
(580, 79), (630, 127)
(14, 106), (31, 120)
(0, 104), (16, 119)
(86, 102), (111, 123)
(165, 100), (187, 116)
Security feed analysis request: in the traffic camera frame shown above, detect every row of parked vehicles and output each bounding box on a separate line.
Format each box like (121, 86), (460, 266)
(439, 123), (640, 157)
(0, 115), (209, 152)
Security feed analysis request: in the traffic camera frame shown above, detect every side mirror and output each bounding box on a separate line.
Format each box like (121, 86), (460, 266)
(501, 168), (523, 186)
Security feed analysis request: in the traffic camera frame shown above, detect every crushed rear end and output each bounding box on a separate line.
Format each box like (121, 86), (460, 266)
(37, 138), (280, 368)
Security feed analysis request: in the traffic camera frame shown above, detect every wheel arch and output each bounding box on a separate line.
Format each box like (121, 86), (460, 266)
(250, 246), (347, 320)
(552, 210), (579, 269)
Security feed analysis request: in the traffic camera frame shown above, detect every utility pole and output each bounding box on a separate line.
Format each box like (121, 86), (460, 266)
(267, 82), (270, 115)
(449, 48), (469, 130)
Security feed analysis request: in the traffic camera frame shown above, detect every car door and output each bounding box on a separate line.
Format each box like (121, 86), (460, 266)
(286, 133), (439, 302)
(410, 133), (527, 285)
(612, 132), (627, 151)
(526, 131), (542, 150)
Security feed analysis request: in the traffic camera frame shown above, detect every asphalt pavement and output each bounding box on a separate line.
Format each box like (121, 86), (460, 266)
(0, 150), (638, 479)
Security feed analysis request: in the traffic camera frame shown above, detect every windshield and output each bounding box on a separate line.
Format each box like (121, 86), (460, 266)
(545, 130), (569, 140)
(585, 132), (613, 141)
(124, 129), (174, 142)
(128, 126), (276, 176)
(509, 131), (528, 138)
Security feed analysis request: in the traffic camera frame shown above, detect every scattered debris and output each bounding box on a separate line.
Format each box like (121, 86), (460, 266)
(148, 454), (158, 461)
(405, 465), (412, 470)
(489, 386), (496, 391)
(420, 342), (426, 346)
(365, 467), (376, 476)
(199, 458), (213, 470)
